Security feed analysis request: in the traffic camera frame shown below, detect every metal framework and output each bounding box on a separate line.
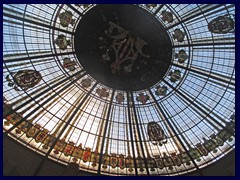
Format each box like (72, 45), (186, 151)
(3, 4), (235, 176)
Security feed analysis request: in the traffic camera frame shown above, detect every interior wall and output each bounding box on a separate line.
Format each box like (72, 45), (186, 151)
(3, 135), (235, 176)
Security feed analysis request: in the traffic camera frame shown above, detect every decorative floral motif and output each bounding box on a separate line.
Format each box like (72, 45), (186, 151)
(42, 134), (56, 150)
(74, 4), (90, 9)
(179, 152), (191, 165)
(96, 88), (109, 98)
(55, 34), (71, 50)
(59, 11), (75, 27)
(2, 109), (234, 170)
(173, 29), (185, 42)
(136, 93), (150, 104)
(161, 10), (174, 23)
(155, 86), (168, 96)
(175, 49), (188, 64)
(115, 93), (125, 104)
(208, 15), (234, 34)
(6, 70), (42, 91)
(147, 121), (167, 146)
(226, 120), (235, 134)
(80, 78), (92, 89)
(146, 4), (157, 8)
(168, 70), (181, 82)
(63, 58), (77, 71)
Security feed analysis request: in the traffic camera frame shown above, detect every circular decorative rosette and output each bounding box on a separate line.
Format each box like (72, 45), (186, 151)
(96, 88), (109, 98)
(55, 34), (71, 50)
(208, 15), (235, 34)
(173, 29), (185, 42)
(155, 86), (168, 96)
(136, 93), (150, 104)
(161, 10), (174, 23)
(168, 69), (182, 82)
(175, 49), (188, 64)
(59, 10), (75, 27)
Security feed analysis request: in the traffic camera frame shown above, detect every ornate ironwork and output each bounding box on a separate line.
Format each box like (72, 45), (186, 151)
(98, 22), (150, 75)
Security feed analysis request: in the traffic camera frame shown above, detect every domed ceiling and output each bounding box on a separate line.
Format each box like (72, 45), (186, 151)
(3, 4), (235, 176)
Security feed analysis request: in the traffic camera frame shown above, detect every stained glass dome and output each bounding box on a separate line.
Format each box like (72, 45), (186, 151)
(3, 4), (235, 176)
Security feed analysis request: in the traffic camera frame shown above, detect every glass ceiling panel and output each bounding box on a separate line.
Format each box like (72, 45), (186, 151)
(3, 4), (235, 176)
